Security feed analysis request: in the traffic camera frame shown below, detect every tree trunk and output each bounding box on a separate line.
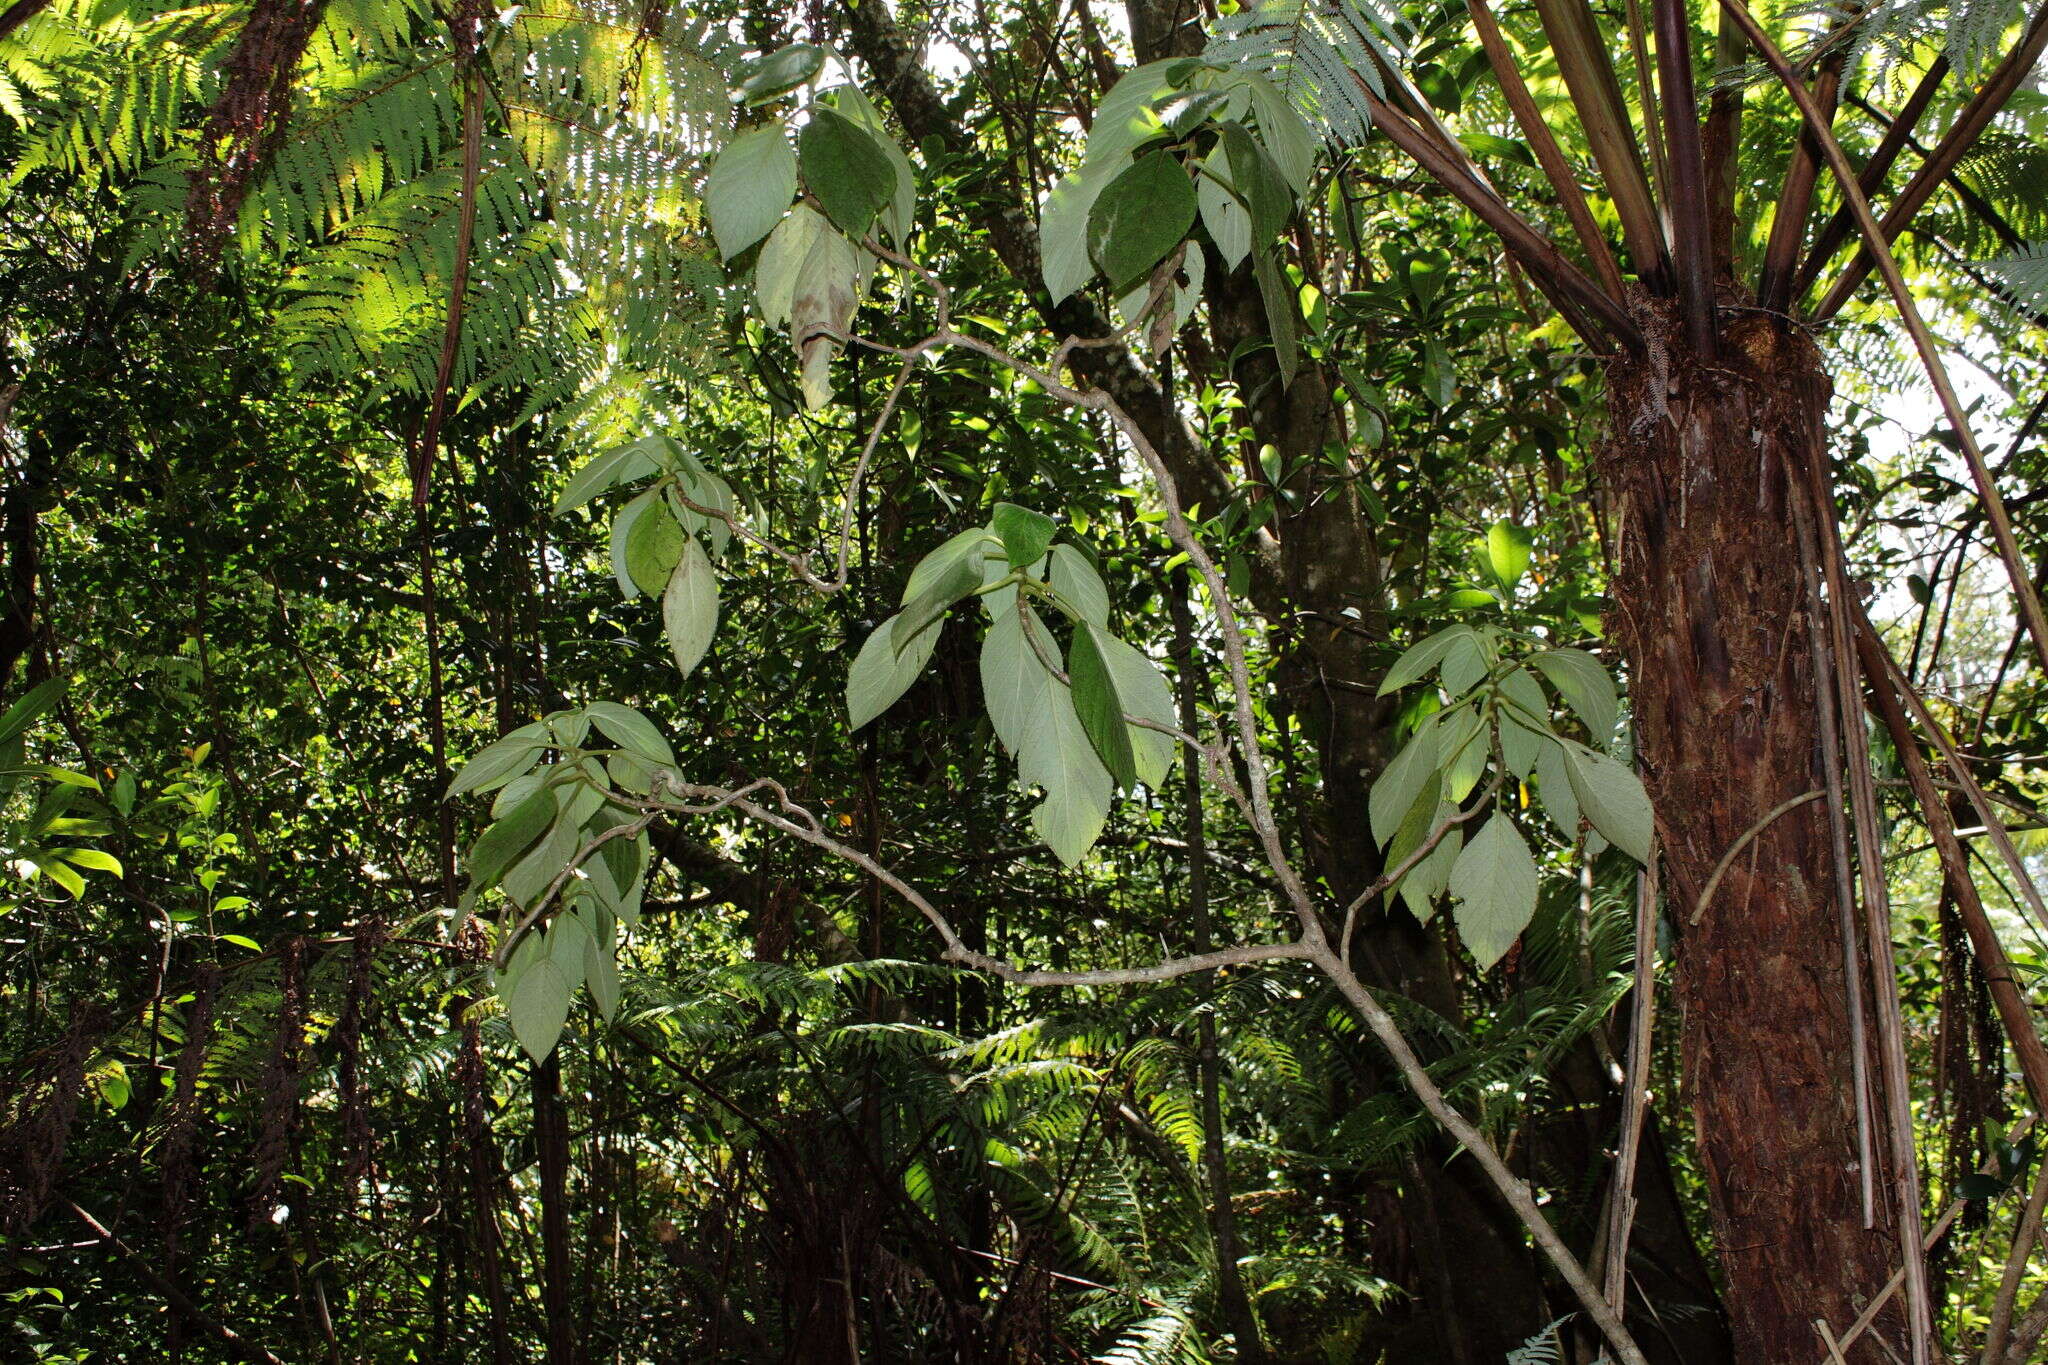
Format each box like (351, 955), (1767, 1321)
(1602, 305), (1905, 1360)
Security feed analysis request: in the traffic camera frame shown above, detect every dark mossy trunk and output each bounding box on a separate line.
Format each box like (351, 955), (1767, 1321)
(1602, 305), (1905, 1360)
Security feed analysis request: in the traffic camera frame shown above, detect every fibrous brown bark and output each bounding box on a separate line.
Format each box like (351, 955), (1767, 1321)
(1603, 305), (1904, 1360)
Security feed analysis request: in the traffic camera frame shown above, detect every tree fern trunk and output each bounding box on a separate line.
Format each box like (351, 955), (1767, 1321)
(1602, 305), (1906, 1360)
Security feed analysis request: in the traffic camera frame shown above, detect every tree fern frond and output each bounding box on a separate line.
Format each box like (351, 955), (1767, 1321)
(1207, 0), (1405, 148)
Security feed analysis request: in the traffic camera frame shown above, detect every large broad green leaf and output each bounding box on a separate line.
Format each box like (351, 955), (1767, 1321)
(981, 605), (1112, 865)
(554, 440), (662, 516)
(982, 604), (1058, 757)
(1240, 73), (1316, 195)
(848, 612), (942, 730)
(661, 534), (718, 679)
(1529, 648), (1619, 746)
(1449, 814), (1538, 969)
(547, 906), (590, 994)
(893, 552), (981, 652)
(1437, 703), (1488, 802)
(1040, 157), (1123, 303)
(584, 701), (674, 767)
(705, 122), (797, 261)
(1218, 120), (1292, 242)
(1088, 151), (1197, 295)
(1049, 543), (1109, 625)
(1484, 521), (1533, 590)
(1535, 739), (1580, 842)
(1085, 60), (1177, 165)
(1378, 626), (1479, 696)
(826, 81), (917, 245)
(448, 721), (550, 798)
(583, 906), (620, 1022)
(1197, 157), (1253, 270)
(737, 43), (823, 106)
(609, 487), (659, 598)
(903, 528), (1000, 605)
(1385, 774), (1453, 923)
(623, 494), (686, 597)
(1020, 686), (1114, 868)
(799, 106), (895, 240)
(1068, 624), (1138, 792)
(1369, 716), (1439, 848)
(1089, 628), (1175, 790)
(1251, 246), (1300, 386)
(468, 787), (557, 890)
(756, 204), (832, 329)
(1440, 631), (1489, 698)
(505, 953), (572, 1062)
(1560, 742), (1653, 862)
(991, 503), (1057, 567)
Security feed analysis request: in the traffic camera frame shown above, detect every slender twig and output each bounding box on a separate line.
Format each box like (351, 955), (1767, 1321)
(1604, 859), (1659, 1313)
(1689, 790), (1825, 924)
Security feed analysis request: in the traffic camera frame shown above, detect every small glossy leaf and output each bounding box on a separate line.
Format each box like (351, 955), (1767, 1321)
(849, 612), (943, 730)
(0, 677), (64, 746)
(661, 535), (719, 679)
(1449, 815), (1538, 969)
(800, 106), (895, 239)
(991, 503), (1057, 567)
(706, 122), (797, 261)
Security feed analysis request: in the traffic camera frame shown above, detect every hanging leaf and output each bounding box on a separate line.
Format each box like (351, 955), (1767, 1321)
(1437, 703), (1487, 802)
(1069, 624), (1138, 792)
(1534, 738), (1580, 841)
(505, 954), (572, 1062)
(1251, 247), (1300, 386)
(1218, 120), (1292, 242)
(799, 106), (895, 240)
(903, 527), (1001, 605)
(1089, 628), (1175, 789)
(1369, 716), (1439, 848)
(623, 496), (686, 597)
(1449, 815), (1538, 969)
(893, 552), (981, 652)
(584, 906), (621, 1023)
(468, 786), (557, 891)
(1529, 648), (1619, 746)
(1559, 742), (1653, 862)
(756, 204), (832, 329)
(555, 441), (662, 516)
(1197, 159), (1253, 270)
(1041, 158), (1123, 302)
(1088, 151), (1197, 294)
(662, 534), (719, 679)
(981, 605), (1112, 865)
(705, 122), (797, 261)
(848, 612), (943, 730)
